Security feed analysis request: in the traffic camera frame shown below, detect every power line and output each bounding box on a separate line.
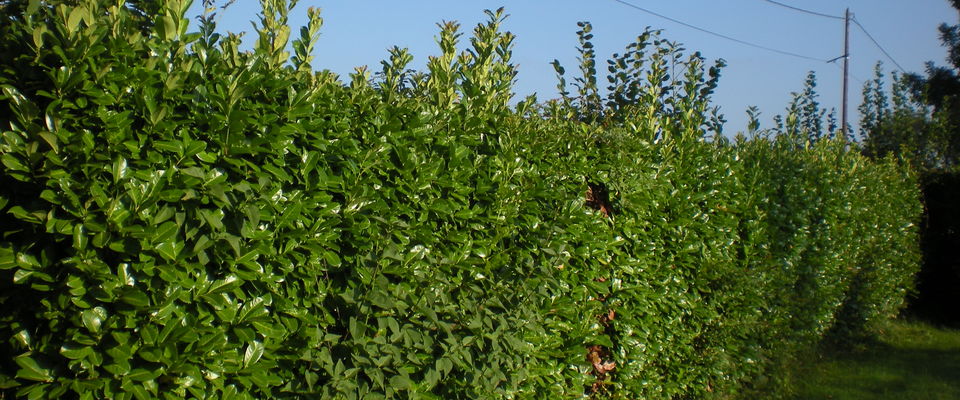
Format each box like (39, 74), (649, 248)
(852, 17), (907, 73)
(832, 61), (864, 85)
(610, 0), (832, 63)
(759, 0), (843, 20)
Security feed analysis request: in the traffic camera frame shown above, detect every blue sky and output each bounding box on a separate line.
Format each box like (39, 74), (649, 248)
(187, 0), (957, 134)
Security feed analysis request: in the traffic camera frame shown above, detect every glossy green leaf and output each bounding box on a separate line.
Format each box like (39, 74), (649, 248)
(2, 154), (28, 172)
(119, 287), (150, 308)
(125, 368), (159, 382)
(123, 381), (152, 400)
(242, 341), (264, 368)
(199, 209), (224, 231)
(38, 131), (59, 154)
(13, 269), (34, 284)
(112, 157), (128, 184)
(14, 355), (53, 382)
(152, 221), (178, 244)
(72, 223), (88, 250)
(323, 251), (341, 267)
(155, 241), (183, 261)
(237, 297), (268, 324)
(81, 307), (107, 334)
(59, 344), (92, 360)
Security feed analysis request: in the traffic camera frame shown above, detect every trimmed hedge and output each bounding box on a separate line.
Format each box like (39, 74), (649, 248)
(0, 1), (921, 399)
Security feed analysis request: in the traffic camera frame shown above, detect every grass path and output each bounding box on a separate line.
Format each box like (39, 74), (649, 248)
(793, 319), (960, 400)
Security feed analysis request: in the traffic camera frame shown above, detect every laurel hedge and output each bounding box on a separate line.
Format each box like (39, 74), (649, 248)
(0, 1), (920, 399)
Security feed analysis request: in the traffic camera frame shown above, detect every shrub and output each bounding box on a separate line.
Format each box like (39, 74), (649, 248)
(0, 1), (921, 399)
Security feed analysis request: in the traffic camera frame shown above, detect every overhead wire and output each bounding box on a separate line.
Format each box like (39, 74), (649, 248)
(759, 0), (843, 20)
(831, 61), (864, 85)
(610, 0), (904, 92)
(758, 1), (906, 74)
(852, 17), (907, 73)
(757, 0), (907, 75)
(609, 0), (832, 62)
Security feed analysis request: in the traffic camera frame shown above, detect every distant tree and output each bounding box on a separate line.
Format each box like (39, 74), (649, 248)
(887, 0), (960, 170)
(905, 0), (960, 112)
(859, 63), (953, 170)
(762, 71), (841, 144)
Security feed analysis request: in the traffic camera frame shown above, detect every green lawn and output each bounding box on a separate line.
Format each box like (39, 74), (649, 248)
(793, 319), (960, 400)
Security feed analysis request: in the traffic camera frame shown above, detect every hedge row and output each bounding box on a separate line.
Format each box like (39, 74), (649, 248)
(0, 1), (921, 399)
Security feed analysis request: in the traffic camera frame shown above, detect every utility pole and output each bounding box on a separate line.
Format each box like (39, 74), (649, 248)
(841, 8), (851, 140)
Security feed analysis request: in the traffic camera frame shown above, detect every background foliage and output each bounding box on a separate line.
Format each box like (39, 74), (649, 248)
(0, 1), (922, 398)
(856, 0), (960, 329)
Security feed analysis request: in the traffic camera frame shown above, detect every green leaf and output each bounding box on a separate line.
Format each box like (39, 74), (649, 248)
(39, 189), (59, 205)
(323, 251), (341, 267)
(202, 274), (239, 297)
(138, 347), (162, 363)
(425, 368), (440, 388)
(66, 275), (86, 296)
(192, 234), (213, 255)
(59, 344), (92, 360)
(368, 289), (394, 310)
(221, 384), (239, 400)
(161, 14), (177, 40)
(196, 152), (217, 163)
(181, 166), (206, 179)
(15, 252), (40, 269)
(152, 221), (178, 244)
(244, 205), (260, 227)
(112, 157), (128, 184)
(73, 223), (87, 251)
(154, 140), (182, 155)
(156, 241), (183, 261)
(38, 131), (59, 154)
(0, 243), (15, 270)
(199, 209), (224, 231)
(89, 183), (110, 208)
(389, 375), (413, 390)
(277, 202), (303, 227)
(261, 162), (290, 182)
(125, 368), (159, 382)
(223, 234), (241, 257)
(13, 270), (34, 284)
(236, 249), (260, 267)
(237, 297), (269, 324)
(118, 263), (135, 286)
(26, 0), (40, 15)
(243, 341), (264, 368)
(437, 358), (453, 376)
(103, 358), (131, 376)
(0, 373), (19, 389)
(123, 381), (152, 400)
(2, 154), (28, 172)
(183, 140), (206, 157)
(81, 307), (107, 334)
(13, 330), (31, 349)
(66, 7), (84, 34)
(119, 287), (150, 308)
(2, 85), (39, 122)
(8, 206), (42, 224)
(14, 354), (53, 382)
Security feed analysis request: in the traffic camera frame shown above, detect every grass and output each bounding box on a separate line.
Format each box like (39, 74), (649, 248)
(792, 319), (960, 400)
